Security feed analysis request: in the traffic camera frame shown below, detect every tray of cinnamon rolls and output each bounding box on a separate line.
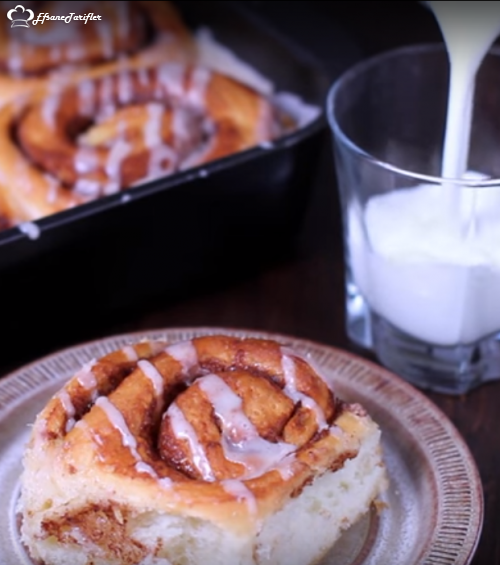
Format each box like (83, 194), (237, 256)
(0, 0), (336, 227)
(0, 0), (360, 362)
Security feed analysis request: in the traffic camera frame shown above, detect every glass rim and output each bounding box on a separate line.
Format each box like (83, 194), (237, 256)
(327, 42), (500, 188)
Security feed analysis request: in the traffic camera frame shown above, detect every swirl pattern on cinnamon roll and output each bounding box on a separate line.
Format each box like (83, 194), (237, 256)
(0, 62), (278, 221)
(19, 335), (388, 565)
(0, 1), (195, 104)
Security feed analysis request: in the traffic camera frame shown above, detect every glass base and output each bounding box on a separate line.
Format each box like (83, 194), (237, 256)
(345, 286), (500, 394)
(373, 313), (500, 394)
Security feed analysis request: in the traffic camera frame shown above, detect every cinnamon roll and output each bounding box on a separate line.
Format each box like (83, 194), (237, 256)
(0, 210), (12, 231)
(0, 1), (195, 105)
(0, 61), (279, 221)
(0, 188), (13, 230)
(19, 335), (388, 565)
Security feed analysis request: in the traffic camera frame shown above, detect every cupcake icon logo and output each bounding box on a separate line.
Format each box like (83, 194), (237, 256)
(7, 5), (34, 28)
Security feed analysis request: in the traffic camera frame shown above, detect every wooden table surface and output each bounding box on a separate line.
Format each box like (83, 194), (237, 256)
(1, 2), (498, 564)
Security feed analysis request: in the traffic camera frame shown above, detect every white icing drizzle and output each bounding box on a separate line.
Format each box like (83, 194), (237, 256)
(222, 479), (258, 515)
(42, 95), (60, 129)
(282, 346), (334, 391)
(158, 477), (173, 489)
(118, 71), (133, 104)
(7, 41), (23, 73)
(103, 180), (121, 195)
(100, 74), (114, 105)
(43, 174), (59, 204)
(74, 146), (99, 174)
(186, 67), (211, 109)
(198, 374), (296, 479)
(171, 106), (192, 144)
(138, 67), (150, 86)
(329, 425), (345, 440)
(156, 63), (185, 99)
(137, 360), (164, 397)
(47, 184), (58, 204)
(144, 103), (164, 148)
(259, 141), (274, 150)
(57, 389), (75, 417)
(78, 395), (169, 482)
(166, 402), (215, 481)
(165, 340), (199, 375)
(97, 75), (115, 120)
(74, 178), (102, 198)
(255, 99), (274, 143)
(57, 388), (76, 433)
(78, 80), (95, 116)
(96, 396), (142, 458)
(134, 461), (159, 479)
(122, 345), (138, 361)
(141, 103), (179, 180)
(67, 42), (86, 63)
(280, 351), (327, 430)
(105, 136), (130, 185)
(75, 360), (97, 390)
(18, 222), (40, 240)
(272, 91), (321, 129)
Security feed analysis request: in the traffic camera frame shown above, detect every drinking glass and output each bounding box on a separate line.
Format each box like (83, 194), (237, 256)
(327, 44), (500, 394)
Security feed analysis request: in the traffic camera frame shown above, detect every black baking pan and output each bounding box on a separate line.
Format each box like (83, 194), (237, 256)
(0, 1), (361, 365)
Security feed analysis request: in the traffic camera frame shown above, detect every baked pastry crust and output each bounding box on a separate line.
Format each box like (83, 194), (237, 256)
(19, 335), (388, 565)
(0, 61), (277, 222)
(0, 1), (195, 105)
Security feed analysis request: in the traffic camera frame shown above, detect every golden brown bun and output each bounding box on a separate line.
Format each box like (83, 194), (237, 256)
(0, 195), (12, 230)
(0, 1), (196, 105)
(0, 62), (277, 222)
(19, 335), (388, 565)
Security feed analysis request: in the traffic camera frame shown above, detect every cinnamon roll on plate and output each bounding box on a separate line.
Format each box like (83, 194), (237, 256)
(0, 0), (195, 105)
(19, 335), (388, 565)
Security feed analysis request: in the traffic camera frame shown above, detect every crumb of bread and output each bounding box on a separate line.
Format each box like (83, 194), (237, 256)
(19, 412), (387, 565)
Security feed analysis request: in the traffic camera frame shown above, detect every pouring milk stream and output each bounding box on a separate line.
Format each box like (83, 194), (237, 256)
(349, 1), (500, 346)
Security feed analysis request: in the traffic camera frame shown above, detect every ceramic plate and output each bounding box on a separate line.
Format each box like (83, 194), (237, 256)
(0, 327), (483, 565)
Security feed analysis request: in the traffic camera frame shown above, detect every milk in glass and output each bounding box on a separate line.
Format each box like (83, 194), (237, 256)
(349, 1), (500, 347)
